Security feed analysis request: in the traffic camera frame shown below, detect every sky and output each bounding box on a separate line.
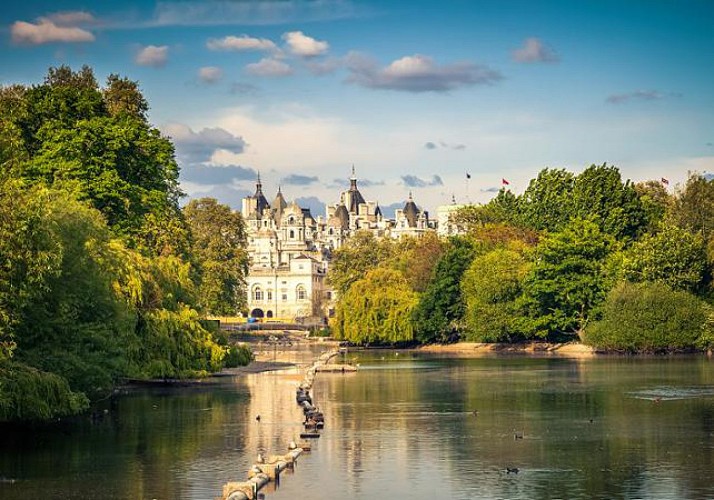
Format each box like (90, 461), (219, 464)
(2, 0), (713, 217)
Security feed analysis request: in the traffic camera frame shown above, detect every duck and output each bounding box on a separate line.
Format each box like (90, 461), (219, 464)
(506, 467), (520, 474)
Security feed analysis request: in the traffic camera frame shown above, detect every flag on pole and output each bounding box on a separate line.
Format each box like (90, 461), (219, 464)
(661, 177), (669, 185)
(502, 178), (510, 186)
(466, 173), (471, 179)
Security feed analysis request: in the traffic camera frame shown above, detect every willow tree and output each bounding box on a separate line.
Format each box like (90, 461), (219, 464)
(462, 246), (532, 342)
(333, 268), (418, 344)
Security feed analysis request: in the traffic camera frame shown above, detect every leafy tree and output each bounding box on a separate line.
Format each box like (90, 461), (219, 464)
(328, 231), (396, 295)
(333, 268), (418, 344)
(412, 237), (475, 342)
(4, 65), (184, 252)
(520, 218), (615, 338)
(518, 168), (575, 231)
(584, 282), (711, 352)
(671, 173), (714, 238)
(570, 164), (646, 241)
(13, 191), (134, 396)
(183, 198), (249, 315)
(621, 223), (707, 293)
(462, 247), (532, 342)
(634, 179), (672, 230)
(384, 232), (444, 293)
(0, 180), (62, 361)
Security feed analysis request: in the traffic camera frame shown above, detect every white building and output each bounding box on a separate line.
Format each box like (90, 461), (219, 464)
(241, 170), (436, 322)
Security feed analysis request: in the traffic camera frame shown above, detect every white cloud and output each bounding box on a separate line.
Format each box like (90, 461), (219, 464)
(246, 58), (293, 77)
(163, 123), (246, 166)
(135, 45), (169, 67)
(282, 31), (329, 57)
(11, 13), (95, 45)
(206, 35), (277, 52)
(345, 52), (502, 92)
(198, 66), (223, 83)
(512, 37), (559, 63)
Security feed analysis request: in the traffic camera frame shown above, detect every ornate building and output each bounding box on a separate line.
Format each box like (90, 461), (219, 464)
(241, 170), (434, 321)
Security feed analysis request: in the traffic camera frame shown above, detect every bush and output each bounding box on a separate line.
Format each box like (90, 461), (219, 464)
(584, 281), (710, 352)
(223, 344), (253, 368)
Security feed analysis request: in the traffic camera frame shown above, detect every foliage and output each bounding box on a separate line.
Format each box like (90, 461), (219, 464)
(520, 219), (615, 338)
(670, 173), (714, 238)
(183, 198), (249, 315)
(223, 344), (254, 368)
(328, 231), (396, 295)
(2, 65), (184, 253)
(518, 168), (575, 231)
(384, 232), (444, 293)
(0, 180), (62, 361)
(620, 223), (707, 293)
(0, 361), (89, 421)
(634, 180), (672, 230)
(333, 268), (419, 344)
(570, 164), (646, 241)
(462, 247), (532, 342)
(411, 237), (475, 343)
(584, 282), (711, 352)
(129, 306), (225, 379)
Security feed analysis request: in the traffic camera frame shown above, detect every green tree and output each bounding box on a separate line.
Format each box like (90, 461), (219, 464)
(520, 218), (615, 338)
(621, 223), (707, 293)
(518, 168), (575, 231)
(183, 198), (249, 315)
(384, 232), (444, 293)
(570, 164), (646, 241)
(584, 282), (711, 352)
(412, 237), (475, 343)
(462, 246), (532, 342)
(670, 173), (714, 255)
(328, 231), (396, 295)
(634, 179), (672, 230)
(333, 268), (418, 344)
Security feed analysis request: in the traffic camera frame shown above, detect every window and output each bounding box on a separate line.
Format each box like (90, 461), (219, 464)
(282, 293), (288, 301)
(290, 229), (295, 239)
(253, 287), (264, 301)
(297, 285), (307, 301)
(267, 290), (273, 301)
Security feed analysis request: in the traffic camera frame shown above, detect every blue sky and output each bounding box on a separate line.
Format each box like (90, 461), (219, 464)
(2, 0), (713, 216)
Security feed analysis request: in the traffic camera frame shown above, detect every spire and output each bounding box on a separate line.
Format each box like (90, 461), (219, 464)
(451, 194), (456, 204)
(351, 164), (356, 179)
(408, 191), (413, 201)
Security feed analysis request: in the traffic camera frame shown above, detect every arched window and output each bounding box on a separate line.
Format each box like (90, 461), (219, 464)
(253, 286), (264, 301)
(296, 285), (307, 301)
(290, 229), (295, 239)
(266, 310), (273, 318)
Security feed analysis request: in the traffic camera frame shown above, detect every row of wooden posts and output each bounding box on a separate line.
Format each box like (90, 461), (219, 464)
(220, 349), (341, 500)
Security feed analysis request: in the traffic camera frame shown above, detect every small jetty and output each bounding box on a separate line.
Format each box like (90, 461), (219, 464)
(221, 348), (354, 499)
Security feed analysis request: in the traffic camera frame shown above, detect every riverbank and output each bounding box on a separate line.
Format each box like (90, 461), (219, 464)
(418, 341), (596, 357)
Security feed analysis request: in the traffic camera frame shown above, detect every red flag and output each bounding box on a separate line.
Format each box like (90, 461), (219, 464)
(502, 178), (510, 186)
(661, 177), (669, 185)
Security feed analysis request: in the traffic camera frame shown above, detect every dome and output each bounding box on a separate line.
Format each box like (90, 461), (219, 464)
(403, 192), (419, 228)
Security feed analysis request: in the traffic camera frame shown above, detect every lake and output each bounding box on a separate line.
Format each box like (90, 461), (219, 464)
(1, 348), (713, 499)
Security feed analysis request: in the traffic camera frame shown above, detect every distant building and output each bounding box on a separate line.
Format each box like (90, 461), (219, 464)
(436, 198), (467, 237)
(241, 169), (436, 321)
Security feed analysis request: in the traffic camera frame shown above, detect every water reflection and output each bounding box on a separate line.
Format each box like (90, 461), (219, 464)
(0, 350), (713, 500)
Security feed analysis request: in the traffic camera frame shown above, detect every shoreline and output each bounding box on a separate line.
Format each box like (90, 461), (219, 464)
(417, 341), (597, 357)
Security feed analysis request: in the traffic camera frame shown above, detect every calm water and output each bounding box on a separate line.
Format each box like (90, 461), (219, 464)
(2, 349), (714, 499)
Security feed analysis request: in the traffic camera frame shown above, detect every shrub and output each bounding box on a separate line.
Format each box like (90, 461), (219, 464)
(584, 281), (710, 352)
